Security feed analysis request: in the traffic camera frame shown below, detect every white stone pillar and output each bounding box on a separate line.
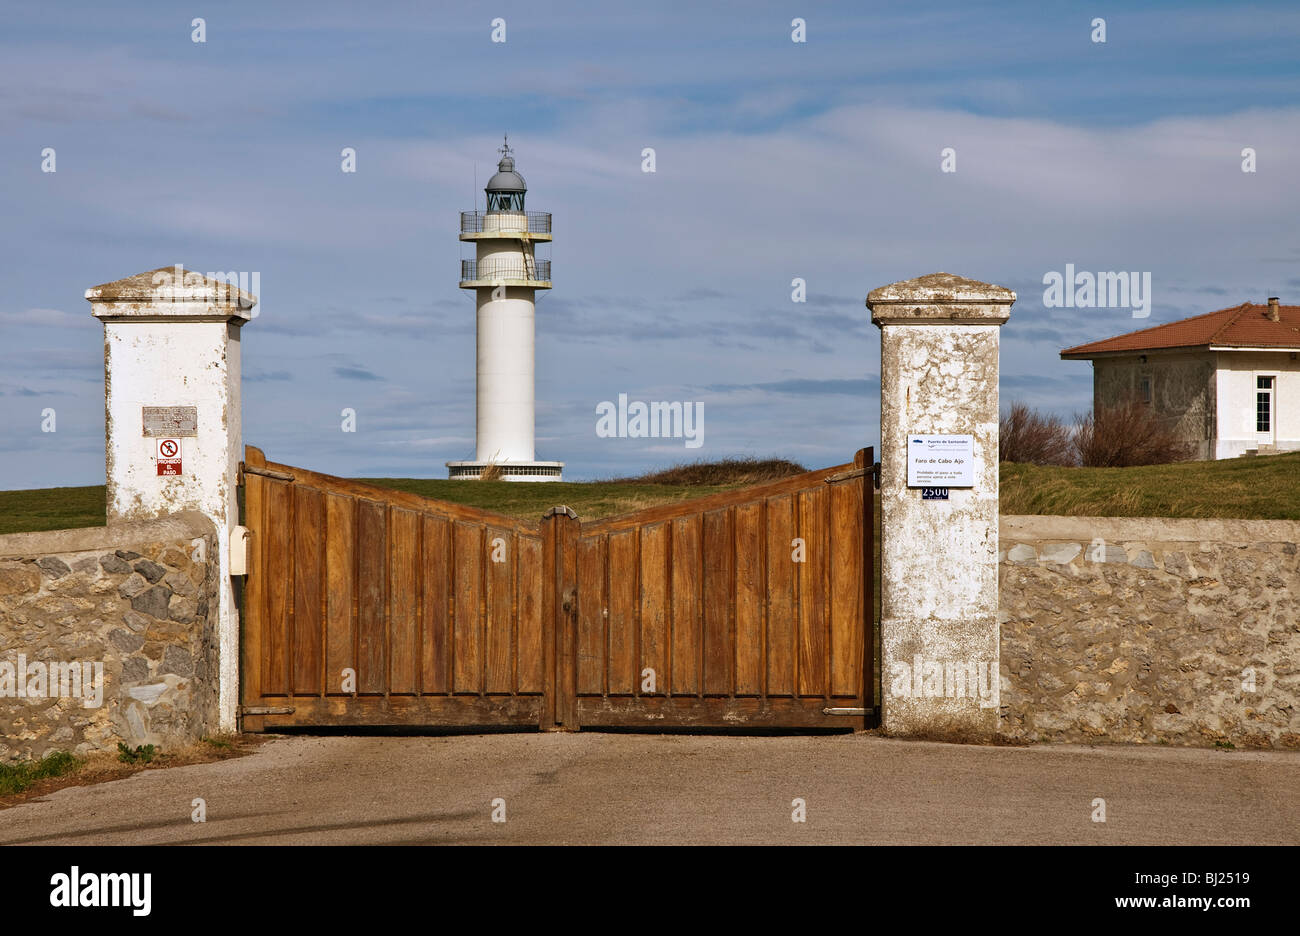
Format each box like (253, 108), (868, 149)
(87, 265), (256, 732)
(867, 273), (1014, 739)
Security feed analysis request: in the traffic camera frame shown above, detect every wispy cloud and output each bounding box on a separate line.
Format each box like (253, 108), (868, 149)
(704, 378), (877, 396)
(333, 366), (384, 382)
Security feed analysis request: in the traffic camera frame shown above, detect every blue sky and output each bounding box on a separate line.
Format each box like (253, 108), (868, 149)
(2, 1), (1298, 487)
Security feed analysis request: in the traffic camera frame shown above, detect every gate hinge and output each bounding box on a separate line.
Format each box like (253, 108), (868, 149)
(824, 467), (867, 484)
(822, 707), (867, 716)
(243, 465), (295, 482)
(240, 706), (295, 716)
(872, 461), (881, 490)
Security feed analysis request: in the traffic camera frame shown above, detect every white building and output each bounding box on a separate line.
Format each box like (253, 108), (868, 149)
(447, 139), (564, 481)
(1061, 298), (1300, 459)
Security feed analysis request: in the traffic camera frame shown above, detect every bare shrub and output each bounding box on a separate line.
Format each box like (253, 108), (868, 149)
(1073, 397), (1192, 467)
(999, 402), (1075, 465)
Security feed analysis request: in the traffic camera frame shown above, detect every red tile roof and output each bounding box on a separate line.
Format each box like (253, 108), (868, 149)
(1061, 302), (1300, 357)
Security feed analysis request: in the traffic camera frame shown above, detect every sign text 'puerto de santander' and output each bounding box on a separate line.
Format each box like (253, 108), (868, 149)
(907, 434), (975, 488)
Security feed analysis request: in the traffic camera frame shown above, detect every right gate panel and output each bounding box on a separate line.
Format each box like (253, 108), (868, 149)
(572, 450), (873, 728)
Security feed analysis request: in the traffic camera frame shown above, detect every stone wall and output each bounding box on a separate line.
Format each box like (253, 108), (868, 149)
(0, 512), (220, 761)
(999, 515), (1300, 748)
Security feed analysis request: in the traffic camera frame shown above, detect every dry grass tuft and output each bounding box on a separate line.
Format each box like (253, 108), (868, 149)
(0, 733), (266, 809)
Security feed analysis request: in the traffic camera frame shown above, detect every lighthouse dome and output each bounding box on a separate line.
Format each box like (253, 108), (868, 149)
(486, 154), (526, 194)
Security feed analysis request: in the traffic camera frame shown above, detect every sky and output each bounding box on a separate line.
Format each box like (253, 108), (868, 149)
(2, 0), (1298, 488)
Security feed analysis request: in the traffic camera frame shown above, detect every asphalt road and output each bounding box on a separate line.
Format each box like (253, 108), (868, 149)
(3, 733), (1297, 845)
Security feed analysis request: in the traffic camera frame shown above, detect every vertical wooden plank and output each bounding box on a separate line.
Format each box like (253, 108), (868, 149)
(517, 533), (543, 693)
(325, 493), (355, 696)
(702, 509), (732, 696)
(638, 523), (668, 697)
(485, 526), (513, 693)
(291, 486), (323, 695)
(554, 514), (580, 727)
(356, 499), (387, 694)
(240, 458), (266, 706)
(671, 514), (701, 695)
(830, 478), (863, 697)
(263, 480), (292, 695)
(388, 508), (419, 694)
(797, 486), (828, 697)
(862, 447), (876, 715)
(540, 516), (558, 729)
(453, 522), (482, 693)
(765, 494), (795, 697)
(733, 501), (763, 696)
(607, 530), (638, 695)
(420, 515), (450, 694)
(576, 535), (606, 695)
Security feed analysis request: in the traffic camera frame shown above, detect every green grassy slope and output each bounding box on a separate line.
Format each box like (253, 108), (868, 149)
(355, 478), (746, 522)
(0, 485), (107, 535)
(1000, 452), (1300, 519)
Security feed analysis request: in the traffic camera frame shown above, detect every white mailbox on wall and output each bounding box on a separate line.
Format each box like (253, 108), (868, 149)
(229, 525), (250, 576)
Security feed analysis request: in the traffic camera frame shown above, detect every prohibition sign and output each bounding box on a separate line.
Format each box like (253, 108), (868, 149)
(157, 437), (183, 476)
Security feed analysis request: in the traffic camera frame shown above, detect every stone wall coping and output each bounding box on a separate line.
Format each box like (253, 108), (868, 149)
(866, 272), (1016, 304)
(867, 272), (1015, 327)
(0, 510), (216, 558)
(1001, 514), (1300, 544)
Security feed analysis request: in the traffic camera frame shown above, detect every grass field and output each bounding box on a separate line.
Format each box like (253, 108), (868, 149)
(1000, 451), (1300, 520)
(355, 478), (751, 521)
(0, 485), (107, 535)
(2, 452), (1298, 537)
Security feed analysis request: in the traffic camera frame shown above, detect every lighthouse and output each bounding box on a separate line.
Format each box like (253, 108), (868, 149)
(447, 139), (564, 481)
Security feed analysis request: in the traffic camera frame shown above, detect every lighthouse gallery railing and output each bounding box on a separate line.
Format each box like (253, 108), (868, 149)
(460, 210), (552, 234)
(461, 259), (551, 283)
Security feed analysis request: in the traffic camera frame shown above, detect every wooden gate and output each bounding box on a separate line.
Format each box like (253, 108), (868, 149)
(239, 446), (875, 731)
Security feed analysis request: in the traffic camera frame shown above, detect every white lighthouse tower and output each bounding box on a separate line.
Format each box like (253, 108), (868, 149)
(447, 138), (564, 481)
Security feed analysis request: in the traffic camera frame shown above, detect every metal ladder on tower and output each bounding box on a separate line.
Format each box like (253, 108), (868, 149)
(519, 229), (534, 280)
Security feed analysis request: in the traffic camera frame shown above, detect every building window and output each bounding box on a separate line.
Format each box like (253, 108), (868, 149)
(1139, 375), (1152, 404)
(1256, 376), (1274, 433)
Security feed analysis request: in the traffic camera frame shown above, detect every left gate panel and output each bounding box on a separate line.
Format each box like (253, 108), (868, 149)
(240, 447), (548, 729)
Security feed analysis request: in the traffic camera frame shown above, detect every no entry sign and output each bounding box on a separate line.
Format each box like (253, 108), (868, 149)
(156, 438), (183, 476)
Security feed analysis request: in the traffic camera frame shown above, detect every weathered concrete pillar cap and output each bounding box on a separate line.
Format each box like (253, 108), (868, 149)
(86, 265), (256, 323)
(867, 272), (1014, 327)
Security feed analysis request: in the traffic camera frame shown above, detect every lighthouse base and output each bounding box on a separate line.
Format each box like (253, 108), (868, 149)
(446, 460), (564, 482)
